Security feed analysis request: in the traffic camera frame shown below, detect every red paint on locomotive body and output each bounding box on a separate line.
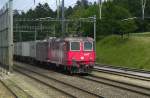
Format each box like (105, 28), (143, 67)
(46, 37), (95, 73)
(67, 51), (95, 66)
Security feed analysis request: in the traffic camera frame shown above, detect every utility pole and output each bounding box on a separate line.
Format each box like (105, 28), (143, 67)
(61, 0), (65, 37)
(8, 0), (13, 73)
(34, 28), (37, 41)
(93, 15), (96, 53)
(98, 0), (102, 20)
(54, 25), (56, 37)
(56, 0), (60, 19)
(34, 28), (37, 61)
(34, 0), (35, 5)
(141, 0), (147, 20)
(19, 31), (22, 42)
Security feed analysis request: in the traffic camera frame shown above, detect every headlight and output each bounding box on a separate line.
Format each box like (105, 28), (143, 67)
(81, 56), (84, 60)
(90, 57), (93, 60)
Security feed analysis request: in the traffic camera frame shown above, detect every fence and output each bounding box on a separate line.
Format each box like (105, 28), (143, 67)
(0, 0), (13, 73)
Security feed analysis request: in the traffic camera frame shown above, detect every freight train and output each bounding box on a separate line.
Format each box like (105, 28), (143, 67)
(14, 37), (96, 73)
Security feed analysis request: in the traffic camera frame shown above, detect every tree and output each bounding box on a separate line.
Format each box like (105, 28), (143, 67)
(113, 0), (141, 17)
(65, 6), (73, 17)
(81, 0), (89, 8)
(107, 2), (137, 35)
(76, 0), (82, 7)
(75, 0), (89, 9)
(13, 10), (20, 18)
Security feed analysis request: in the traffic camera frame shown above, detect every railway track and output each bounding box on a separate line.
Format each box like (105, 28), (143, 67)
(80, 75), (150, 96)
(14, 62), (150, 97)
(81, 65), (150, 96)
(14, 65), (104, 98)
(0, 78), (33, 98)
(0, 80), (18, 98)
(95, 64), (150, 78)
(93, 68), (150, 82)
(95, 64), (150, 74)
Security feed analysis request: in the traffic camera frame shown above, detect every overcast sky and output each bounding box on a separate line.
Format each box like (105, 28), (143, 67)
(0, 0), (97, 11)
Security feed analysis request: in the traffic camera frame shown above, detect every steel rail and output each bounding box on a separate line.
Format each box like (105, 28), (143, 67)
(0, 80), (18, 98)
(80, 75), (150, 97)
(14, 68), (76, 98)
(14, 66), (104, 98)
(95, 64), (150, 74)
(93, 69), (150, 82)
(94, 66), (150, 81)
(8, 79), (33, 98)
(0, 79), (33, 98)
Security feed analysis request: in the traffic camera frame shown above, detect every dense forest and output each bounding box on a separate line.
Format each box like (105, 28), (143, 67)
(13, 0), (150, 41)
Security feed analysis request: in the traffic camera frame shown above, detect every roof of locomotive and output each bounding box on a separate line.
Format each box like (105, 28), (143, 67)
(65, 37), (94, 41)
(48, 37), (94, 42)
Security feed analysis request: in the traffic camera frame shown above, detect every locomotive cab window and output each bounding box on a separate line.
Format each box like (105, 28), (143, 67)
(84, 42), (93, 51)
(70, 42), (80, 51)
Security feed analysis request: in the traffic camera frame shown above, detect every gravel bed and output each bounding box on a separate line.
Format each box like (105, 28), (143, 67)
(15, 62), (150, 98)
(41, 71), (150, 98)
(92, 71), (150, 89)
(16, 67), (100, 98)
(11, 72), (72, 98)
(0, 80), (15, 98)
(85, 75), (150, 96)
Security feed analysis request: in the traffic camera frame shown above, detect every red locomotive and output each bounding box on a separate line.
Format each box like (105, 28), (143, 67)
(14, 37), (96, 73)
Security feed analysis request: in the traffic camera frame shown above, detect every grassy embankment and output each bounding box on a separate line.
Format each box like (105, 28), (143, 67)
(96, 33), (150, 70)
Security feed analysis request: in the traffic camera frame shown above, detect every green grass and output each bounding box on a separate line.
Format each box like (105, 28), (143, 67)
(130, 32), (150, 37)
(96, 35), (150, 70)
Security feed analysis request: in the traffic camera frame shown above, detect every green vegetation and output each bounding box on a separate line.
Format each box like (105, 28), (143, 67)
(13, 0), (150, 70)
(14, 0), (150, 41)
(130, 32), (150, 37)
(96, 35), (150, 70)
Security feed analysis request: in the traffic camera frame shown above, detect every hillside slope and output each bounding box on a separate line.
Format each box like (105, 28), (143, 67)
(96, 35), (150, 70)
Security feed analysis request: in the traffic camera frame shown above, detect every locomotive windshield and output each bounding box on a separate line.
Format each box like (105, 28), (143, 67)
(84, 42), (93, 51)
(71, 42), (80, 51)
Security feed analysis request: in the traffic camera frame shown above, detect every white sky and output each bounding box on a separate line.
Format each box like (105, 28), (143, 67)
(0, 0), (97, 11)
